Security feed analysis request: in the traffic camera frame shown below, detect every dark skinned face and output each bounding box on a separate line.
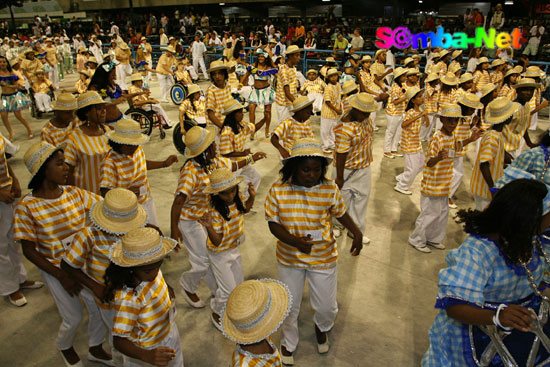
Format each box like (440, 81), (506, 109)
(294, 157), (323, 188)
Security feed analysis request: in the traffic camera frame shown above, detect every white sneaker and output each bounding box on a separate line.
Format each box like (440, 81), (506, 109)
(427, 242), (446, 250)
(180, 279), (205, 308)
(333, 228), (342, 238)
(392, 152), (404, 157)
(394, 186), (412, 195)
(317, 339), (330, 354)
(87, 353), (116, 367)
(409, 242), (431, 253)
(346, 232), (370, 244)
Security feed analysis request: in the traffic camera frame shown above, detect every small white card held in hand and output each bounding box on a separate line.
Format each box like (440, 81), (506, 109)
(447, 148), (455, 158)
(308, 229), (324, 242)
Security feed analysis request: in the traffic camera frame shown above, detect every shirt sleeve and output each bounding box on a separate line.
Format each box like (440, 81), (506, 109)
(323, 85), (334, 102)
(100, 156), (118, 190)
(63, 227), (92, 269)
(279, 66), (289, 87)
(175, 164), (197, 198)
(13, 200), (37, 243)
(330, 184), (347, 218)
(273, 120), (287, 139)
(206, 88), (216, 112)
(111, 292), (139, 337)
(428, 134), (441, 158)
(64, 133), (78, 167)
(218, 128), (233, 155)
(264, 185), (280, 223)
(479, 133), (498, 164)
(334, 126), (352, 154)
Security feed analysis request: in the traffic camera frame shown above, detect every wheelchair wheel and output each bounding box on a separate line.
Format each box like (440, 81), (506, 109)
(170, 83), (187, 105)
(159, 126), (166, 139)
(172, 119), (197, 155)
(125, 108), (153, 136)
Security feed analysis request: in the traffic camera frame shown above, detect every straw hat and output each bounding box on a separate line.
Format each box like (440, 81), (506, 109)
(77, 46), (86, 53)
(374, 49), (387, 59)
(441, 72), (459, 86)
(412, 54), (422, 59)
(404, 87), (424, 102)
(479, 83), (497, 98)
(169, 36), (176, 41)
(268, 38), (277, 44)
(360, 55), (373, 63)
(458, 72), (474, 84)
(393, 67), (408, 80)
(449, 63), (461, 74)
(513, 77), (541, 89)
(24, 142), (63, 181)
(477, 57), (489, 65)
(208, 60), (228, 73)
(110, 227), (177, 267)
(9, 58), (20, 67)
(406, 68), (420, 76)
(226, 60), (237, 69)
(437, 103), (464, 118)
(221, 279), (291, 344)
(140, 36), (147, 41)
(431, 52), (440, 59)
(306, 69), (318, 76)
(77, 91), (106, 110)
(127, 72), (143, 83)
(342, 80), (358, 95)
(52, 93), (77, 111)
(87, 56), (98, 64)
(439, 49), (450, 58)
(204, 167), (244, 194)
(490, 59), (505, 68)
(184, 126), (217, 159)
(186, 84), (201, 97)
(425, 73), (439, 83)
(90, 188), (147, 235)
(523, 66), (544, 78)
(107, 119), (149, 145)
(283, 138), (332, 163)
(403, 57), (414, 66)
(504, 65), (523, 78)
(451, 50), (463, 60)
(78, 69), (90, 77)
(290, 95), (314, 113)
(119, 43), (130, 50)
(222, 99), (244, 115)
(326, 68), (339, 78)
(349, 93), (377, 113)
(485, 97), (520, 125)
(458, 93), (483, 109)
(285, 45), (302, 55)
(325, 57), (336, 63)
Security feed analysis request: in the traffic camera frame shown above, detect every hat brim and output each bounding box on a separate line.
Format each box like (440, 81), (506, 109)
(513, 82), (541, 89)
(459, 100), (483, 110)
(485, 102), (520, 125)
(350, 103), (377, 113)
(480, 86), (497, 98)
(184, 126), (217, 159)
(282, 152), (333, 164)
(51, 103), (77, 111)
(28, 145), (65, 180)
(204, 176), (244, 194)
(222, 104), (244, 116)
(290, 99), (314, 113)
(106, 130), (150, 146)
(436, 113), (465, 119)
(221, 279), (291, 345)
(441, 78), (458, 86)
(285, 48), (302, 55)
(459, 77), (474, 84)
(90, 201), (148, 235)
(110, 237), (177, 267)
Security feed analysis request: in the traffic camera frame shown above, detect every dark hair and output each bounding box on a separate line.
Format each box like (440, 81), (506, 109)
(441, 84), (454, 93)
(209, 69), (228, 81)
(538, 130), (550, 147)
(255, 53), (274, 68)
(103, 263), (136, 303)
(0, 56), (13, 73)
(76, 105), (93, 122)
(89, 62), (115, 91)
(222, 109), (243, 134)
(233, 41), (244, 59)
(480, 91), (495, 106)
(211, 188), (246, 221)
(191, 143), (214, 171)
(456, 179), (547, 264)
(475, 62), (487, 72)
(394, 76), (404, 88)
(28, 149), (63, 190)
(108, 140), (124, 154)
(280, 156), (329, 185)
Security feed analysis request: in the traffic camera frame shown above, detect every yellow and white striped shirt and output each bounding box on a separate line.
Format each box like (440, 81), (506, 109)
(454, 116), (472, 157)
(112, 271), (173, 348)
(179, 99), (206, 121)
(498, 84), (516, 101)
(176, 157), (232, 221)
(100, 147), (150, 204)
(232, 339), (282, 367)
(371, 62), (386, 78)
(503, 103), (530, 152)
(321, 83), (342, 119)
(275, 64), (298, 106)
(473, 70), (491, 90)
(400, 108), (423, 154)
(421, 131), (456, 197)
(386, 84), (406, 116)
(219, 122), (255, 158)
(206, 84), (232, 128)
(436, 61), (448, 76)
(438, 89), (458, 113)
(207, 201), (244, 253)
(424, 85), (439, 114)
(341, 95), (352, 116)
(0, 137), (12, 191)
(41, 120), (76, 147)
(334, 119), (374, 169)
(470, 129), (504, 198)
(14, 186), (100, 265)
(65, 128), (110, 194)
(491, 70), (504, 87)
(272, 118), (315, 156)
(301, 78), (325, 95)
(359, 70), (381, 92)
(265, 179), (346, 269)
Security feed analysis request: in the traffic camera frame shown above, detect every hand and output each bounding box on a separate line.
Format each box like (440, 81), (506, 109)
(171, 227), (182, 243)
(350, 234), (363, 256)
(470, 128), (483, 141)
(92, 283), (106, 300)
(58, 272), (82, 296)
(252, 152), (267, 162)
(198, 213), (212, 228)
(471, 115), (480, 127)
(0, 190), (15, 204)
(377, 92), (389, 101)
(437, 150), (449, 161)
(11, 180), (21, 198)
(335, 177), (344, 189)
(498, 304), (536, 332)
(145, 347), (176, 367)
(247, 182), (256, 198)
(164, 155), (178, 167)
(167, 284), (176, 300)
(243, 148), (251, 155)
(293, 235), (314, 254)
(335, 108), (342, 115)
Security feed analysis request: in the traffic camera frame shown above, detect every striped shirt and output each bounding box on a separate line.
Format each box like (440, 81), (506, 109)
(179, 99), (206, 121)
(75, 79), (88, 94)
(473, 70), (491, 90)
(385, 84), (406, 116)
(371, 62), (386, 78)
(421, 131), (456, 197)
(206, 84), (232, 128)
(100, 147), (150, 204)
(175, 70), (193, 85)
(232, 339), (282, 367)
(437, 89), (458, 112)
(341, 95), (352, 116)
(41, 120), (75, 147)
(470, 130), (504, 198)
(65, 128), (110, 194)
(436, 61), (448, 76)
(14, 186), (100, 265)
(334, 120), (373, 169)
(0, 137), (12, 191)
(528, 88), (541, 114)
(219, 122), (255, 158)
(272, 118), (315, 156)
(400, 109), (423, 154)
(112, 271), (173, 348)
(455, 88), (468, 99)
(265, 179), (346, 269)
(503, 103), (531, 152)
(491, 70), (504, 86)
(275, 64), (298, 106)
(176, 157), (232, 221)
(454, 116), (472, 157)
(358, 70), (381, 92)
(424, 85), (439, 114)
(207, 202), (244, 253)
(321, 83), (342, 119)
(498, 84), (516, 101)
(301, 78), (325, 95)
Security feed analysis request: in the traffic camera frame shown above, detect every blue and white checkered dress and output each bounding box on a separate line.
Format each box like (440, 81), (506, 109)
(422, 235), (550, 367)
(511, 146), (550, 183)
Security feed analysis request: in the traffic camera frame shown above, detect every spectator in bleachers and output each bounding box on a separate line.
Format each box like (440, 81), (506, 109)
(490, 3), (505, 31)
(524, 18), (545, 60)
(159, 28), (169, 46)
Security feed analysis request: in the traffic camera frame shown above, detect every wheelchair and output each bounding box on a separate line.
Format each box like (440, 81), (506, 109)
(172, 118), (199, 155)
(29, 87), (55, 119)
(125, 101), (169, 139)
(170, 81), (188, 105)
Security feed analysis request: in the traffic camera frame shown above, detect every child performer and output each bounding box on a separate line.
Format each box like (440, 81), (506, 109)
(179, 84), (206, 128)
(41, 93), (77, 146)
(420, 73), (439, 142)
(32, 69), (55, 113)
(383, 67), (408, 158)
(320, 68), (342, 153)
(206, 60), (232, 130)
(300, 69), (325, 115)
(472, 57), (490, 94)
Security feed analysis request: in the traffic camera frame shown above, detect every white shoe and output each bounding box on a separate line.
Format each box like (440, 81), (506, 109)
(60, 353), (83, 367)
(180, 279), (205, 308)
(409, 243), (431, 253)
(317, 339), (330, 354)
(394, 186), (412, 195)
(427, 241), (446, 250)
(392, 152), (404, 157)
(347, 232), (370, 244)
(8, 294), (27, 307)
(87, 353), (116, 367)
(333, 228), (342, 238)
(373, 126), (380, 131)
(280, 347), (294, 365)
(211, 313), (223, 332)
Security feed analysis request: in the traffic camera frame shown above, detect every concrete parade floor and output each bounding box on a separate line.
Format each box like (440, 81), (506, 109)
(0, 72), (547, 367)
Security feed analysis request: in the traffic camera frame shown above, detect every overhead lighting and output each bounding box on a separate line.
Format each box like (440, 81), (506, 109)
(504, 0), (513, 4)
(219, 2), (225, 5)
(322, 0), (330, 2)
(419, 0), (423, 3)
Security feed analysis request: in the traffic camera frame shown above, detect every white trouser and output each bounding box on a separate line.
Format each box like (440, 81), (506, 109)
(158, 74), (174, 102)
(192, 56), (208, 79)
(420, 113), (436, 141)
(34, 93), (53, 112)
(142, 196), (159, 227)
(529, 112), (538, 131)
(320, 117), (338, 151)
(231, 86), (252, 102)
(49, 63), (59, 88)
(278, 264), (338, 353)
(2, 135), (18, 156)
(185, 66), (198, 80)
(339, 166), (371, 233)
(0, 202), (26, 296)
(475, 195), (491, 211)
(450, 156), (464, 198)
(371, 101), (383, 128)
(234, 164), (261, 202)
(276, 103), (292, 123)
(143, 103), (173, 126)
(40, 270), (106, 350)
(384, 113), (403, 153)
(396, 151), (425, 191)
(308, 93), (323, 113)
(122, 322), (184, 367)
(208, 247), (243, 316)
(79, 288), (109, 346)
(408, 194), (449, 248)
(96, 302), (124, 366)
(146, 59), (153, 82)
(178, 220), (218, 295)
(116, 64), (132, 91)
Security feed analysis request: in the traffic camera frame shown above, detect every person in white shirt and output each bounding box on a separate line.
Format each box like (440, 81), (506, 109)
(385, 48), (395, 85)
(0, 38), (9, 57)
(5, 40), (18, 61)
(72, 34), (85, 53)
(88, 36), (103, 64)
(524, 19), (545, 57)
(178, 19), (186, 35)
(159, 28), (169, 46)
(191, 34), (208, 80)
(490, 3), (505, 30)
(209, 32), (222, 48)
(109, 22), (119, 37)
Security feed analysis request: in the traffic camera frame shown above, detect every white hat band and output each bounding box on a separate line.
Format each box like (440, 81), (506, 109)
(78, 95), (101, 107)
(189, 129), (207, 151)
(232, 288), (272, 330)
(26, 144), (54, 172)
(442, 107), (461, 115)
(353, 101), (375, 111)
(210, 177), (238, 191)
(122, 238), (163, 260)
(292, 142), (322, 151)
(103, 205), (138, 219)
(114, 127), (141, 136)
(54, 101), (77, 109)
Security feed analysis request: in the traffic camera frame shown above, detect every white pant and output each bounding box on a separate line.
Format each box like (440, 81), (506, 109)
(116, 64), (132, 91)
(370, 101), (383, 128)
(178, 220), (218, 295)
(192, 56), (208, 80)
(450, 156), (464, 198)
(234, 164), (261, 202)
(2, 135), (18, 156)
(529, 112), (538, 131)
(142, 196), (159, 227)
(384, 113), (403, 153)
(40, 270), (107, 350)
(231, 86), (252, 103)
(278, 264), (338, 353)
(396, 151), (425, 191)
(320, 117), (338, 151)
(158, 74), (174, 102)
(185, 66), (198, 80)
(523, 43), (539, 56)
(0, 202), (26, 296)
(420, 113), (436, 141)
(146, 59), (153, 82)
(276, 103), (292, 123)
(79, 288), (109, 347)
(408, 194), (449, 248)
(34, 93), (53, 112)
(308, 93), (323, 113)
(48, 63), (59, 88)
(475, 195), (491, 211)
(208, 247), (243, 316)
(339, 166), (371, 233)
(143, 103), (173, 127)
